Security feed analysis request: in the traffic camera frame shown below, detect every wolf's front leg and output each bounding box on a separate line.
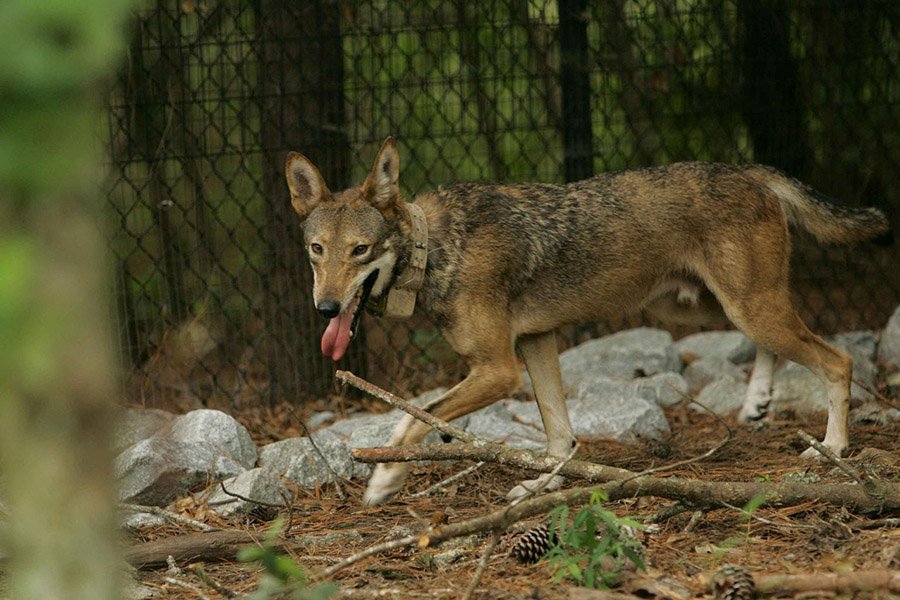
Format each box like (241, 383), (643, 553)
(506, 331), (575, 501)
(363, 360), (521, 506)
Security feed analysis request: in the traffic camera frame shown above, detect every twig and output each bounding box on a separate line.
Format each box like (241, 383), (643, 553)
(187, 565), (239, 598)
(335, 370), (486, 445)
(508, 443), (580, 508)
(120, 503), (219, 532)
(283, 403), (346, 500)
(718, 500), (817, 530)
(217, 480), (286, 510)
(795, 430), (886, 502)
(162, 577), (212, 600)
(683, 510), (705, 533)
(352, 444), (900, 513)
(461, 532), (501, 600)
(409, 462), (485, 499)
(316, 533), (420, 580)
(853, 377), (900, 411)
(797, 430), (864, 484)
(650, 502), (691, 524)
(850, 517), (900, 530)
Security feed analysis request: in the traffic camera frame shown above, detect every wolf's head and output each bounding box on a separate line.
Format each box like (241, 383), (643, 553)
(285, 137), (411, 361)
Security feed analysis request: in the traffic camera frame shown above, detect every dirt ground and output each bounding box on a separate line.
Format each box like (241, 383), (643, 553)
(129, 398), (900, 599)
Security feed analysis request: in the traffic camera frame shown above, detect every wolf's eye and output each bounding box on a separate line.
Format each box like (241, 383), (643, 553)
(352, 244), (369, 257)
(310, 243), (323, 255)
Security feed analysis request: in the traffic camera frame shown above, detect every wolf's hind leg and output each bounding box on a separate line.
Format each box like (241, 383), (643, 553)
(507, 331), (576, 501)
(738, 348), (775, 422)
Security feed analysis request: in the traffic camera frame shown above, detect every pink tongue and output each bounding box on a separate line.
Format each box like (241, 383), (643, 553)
(321, 311), (353, 362)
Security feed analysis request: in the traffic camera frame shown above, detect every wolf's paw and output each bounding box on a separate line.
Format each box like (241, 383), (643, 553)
(363, 463), (410, 506)
(737, 394), (771, 423)
(506, 474), (565, 502)
(799, 440), (848, 460)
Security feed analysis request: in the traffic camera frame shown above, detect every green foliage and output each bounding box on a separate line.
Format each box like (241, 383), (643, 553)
(545, 490), (645, 589)
(238, 519), (338, 600)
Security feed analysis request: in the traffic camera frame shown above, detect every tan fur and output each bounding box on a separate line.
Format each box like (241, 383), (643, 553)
(285, 139), (889, 505)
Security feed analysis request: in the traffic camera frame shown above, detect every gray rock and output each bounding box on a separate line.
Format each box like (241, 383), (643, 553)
(462, 403), (546, 450)
(683, 357), (745, 394)
(674, 331), (756, 364)
(306, 411), (335, 430)
(259, 431), (368, 488)
(115, 436), (245, 505)
(167, 409), (257, 469)
(628, 372), (690, 407)
(325, 412), (401, 440)
(832, 330), (878, 362)
(773, 332), (878, 412)
(567, 376), (670, 441)
(347, 420), (398, 450)
(206, 468), (289, 518)
(114, 408), (175, 454)
(692, 377), (748, 415)
(507, 374), (674, 442)
(123, 580), (160, 600)
(850, 402), (900, 426)
(558, 328), (682, 385)
(878, 305), (900, 373)
(119, 508), (166, 530)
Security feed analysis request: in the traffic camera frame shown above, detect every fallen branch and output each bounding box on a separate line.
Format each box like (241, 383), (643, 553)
(797, 429), (888, 501)
(461, 532), (501, 600)
(120, 503), (219, 532)
(126, 530), (270, 569)
(755, 569), (900, 594)
(351, 444), (900, 513)
(853, 377), (900, 411)
(335, 370), (486, 446)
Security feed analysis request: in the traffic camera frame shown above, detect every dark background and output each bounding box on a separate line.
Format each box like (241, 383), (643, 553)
(104, 0), (899, 408)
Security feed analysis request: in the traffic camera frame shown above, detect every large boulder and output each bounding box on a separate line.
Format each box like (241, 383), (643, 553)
(674, 331), (756, 364)
(772, 331), (878, 412)
(114, 408), (175, 454)
(691, 377), (748, 416)
(558, 328), (682, 386)
(878, 305), (900, 374)
(167, 409), (257, 468)
(115, 436), (245, 505)
(205, 468), (289, 518)
(506, 375), (670, 443)
(683, 356), (745, 394)
(259, 431), (369, 488)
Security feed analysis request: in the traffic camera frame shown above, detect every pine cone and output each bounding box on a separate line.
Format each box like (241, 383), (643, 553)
(712, 564), (755, 600)
(510, 524), (557, 564)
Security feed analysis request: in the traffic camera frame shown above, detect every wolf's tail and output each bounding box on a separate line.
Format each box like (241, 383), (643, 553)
(746, 166), (890, 245)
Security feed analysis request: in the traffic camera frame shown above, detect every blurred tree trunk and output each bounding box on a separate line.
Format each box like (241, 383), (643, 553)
(0, 2), (132, 598)
(738, 0), (812, 176)
(256, 0), (365, 402)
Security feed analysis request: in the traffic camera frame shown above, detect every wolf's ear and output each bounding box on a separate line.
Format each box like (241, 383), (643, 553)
(363, 137), (401, 216)
(285, 152), (330, 220)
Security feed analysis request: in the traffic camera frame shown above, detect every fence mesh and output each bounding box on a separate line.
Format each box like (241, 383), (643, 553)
(104, 0), (900, 408)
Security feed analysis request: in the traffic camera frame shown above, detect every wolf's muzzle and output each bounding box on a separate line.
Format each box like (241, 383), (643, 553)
(317, 300), (341, 319)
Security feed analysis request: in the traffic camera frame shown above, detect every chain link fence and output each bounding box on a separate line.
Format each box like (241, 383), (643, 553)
(104, 0), (899, 408)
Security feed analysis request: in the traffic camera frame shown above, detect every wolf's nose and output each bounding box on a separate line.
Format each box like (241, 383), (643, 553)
(317, 300), (341, 319)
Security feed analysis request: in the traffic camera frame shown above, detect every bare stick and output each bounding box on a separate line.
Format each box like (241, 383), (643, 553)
(509, 443), (580, 507)
(120, 503), (219, 532)
(795, 430), (886, 502)
(316, 533), (420, 580)
(682, 510), (705, 533)
(755, 569), (900, 594)
(853, 377), (900, 411)
(461, 532), (501, 600)
(409, 462), (485, 499)
(335, 370), (486, 446)
(797, 430), (864, 484)
(352, 444), (900, 513)
(162, 577), (212, 600)
(187, 565), (239, 599)
(851, 517), (900, 529)
(126, 530), (271, 570)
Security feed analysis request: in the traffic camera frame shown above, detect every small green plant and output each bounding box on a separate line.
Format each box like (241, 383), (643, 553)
(238, 518), (338, 600)
(545, 490), (645, 589)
